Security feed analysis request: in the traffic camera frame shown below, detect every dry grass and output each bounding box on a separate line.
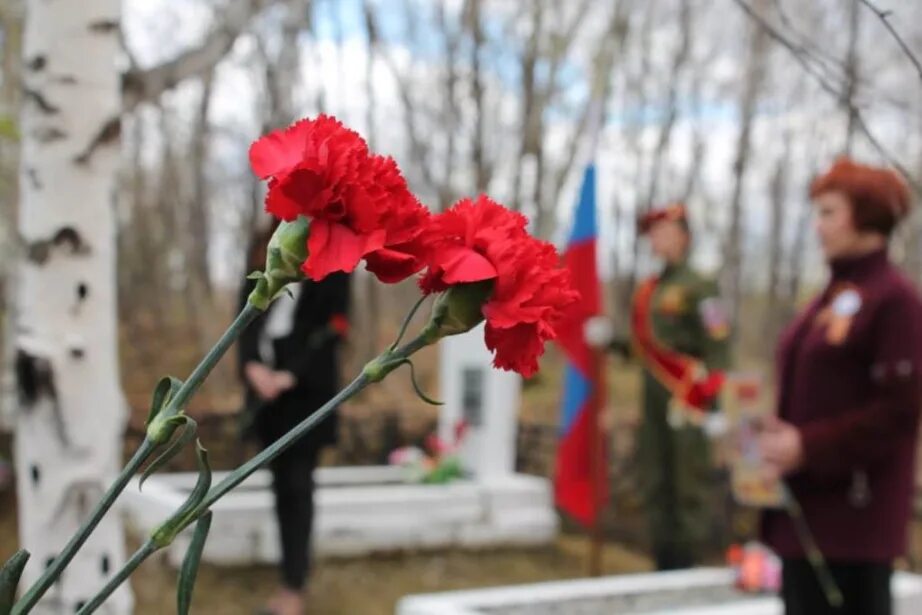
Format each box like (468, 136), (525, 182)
(131, 536), (650, 615)
(0, 488), (651, 615)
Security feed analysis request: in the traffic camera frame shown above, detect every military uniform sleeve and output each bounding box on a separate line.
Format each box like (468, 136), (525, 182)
(695, 278), (731, 371)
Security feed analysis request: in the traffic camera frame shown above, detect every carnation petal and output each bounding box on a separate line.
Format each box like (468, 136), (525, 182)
(264, 180), (305, 222)
(438, 246), (499, 285)
(304, 219), (386, 281)
(364, 247), (422, 283)
(484, 322), (545, 378)
(248, 119), (315, 179)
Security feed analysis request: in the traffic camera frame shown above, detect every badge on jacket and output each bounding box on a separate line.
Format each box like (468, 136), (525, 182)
(826, 287), (862, 345)
(658, 285), (687, 315)
(700, 297), (729, 340)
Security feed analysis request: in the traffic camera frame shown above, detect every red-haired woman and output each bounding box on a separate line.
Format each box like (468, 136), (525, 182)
(757, 158), (922, 614)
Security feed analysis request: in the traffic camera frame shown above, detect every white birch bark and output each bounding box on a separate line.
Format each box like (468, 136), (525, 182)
(16, 0), (130, 612)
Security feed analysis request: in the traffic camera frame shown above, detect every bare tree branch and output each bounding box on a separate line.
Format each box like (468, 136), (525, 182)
(464, 0), (490, 193)
(547, 1), (629, 213)
(857, 0), (922, 83)
(436, 1), (462, 208)
(732, 0), (922, 195)
(723, 0), (770, 325)
(372, 30), (438, 193)
(642, 0), (692, 209)
(123, 0), (274, 112)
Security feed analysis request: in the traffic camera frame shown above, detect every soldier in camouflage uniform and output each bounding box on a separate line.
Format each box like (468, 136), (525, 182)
(630, 203), (731, 570)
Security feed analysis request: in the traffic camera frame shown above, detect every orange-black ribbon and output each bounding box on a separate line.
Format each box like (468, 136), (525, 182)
(631, 277), (724, 416)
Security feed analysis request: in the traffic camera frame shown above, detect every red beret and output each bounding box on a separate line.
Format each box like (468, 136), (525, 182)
(810, 157), (911, 236)
(637, 203), (688, 235)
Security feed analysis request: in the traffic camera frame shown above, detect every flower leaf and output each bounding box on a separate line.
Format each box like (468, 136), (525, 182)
(150, 442), (212, 548)
(0, 549), (30, 615)
(176, 511), (212, 615)
(400, 359), (443, 406)
(139, 416), (198, 491)
(145, 376), (184, 429)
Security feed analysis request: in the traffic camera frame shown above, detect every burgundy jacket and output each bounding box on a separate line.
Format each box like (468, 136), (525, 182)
(762, 249), (922, 561)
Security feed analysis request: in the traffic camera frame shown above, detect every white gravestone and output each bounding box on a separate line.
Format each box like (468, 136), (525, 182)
(123, 324), (557, 564)
(439, 323), (521, 479)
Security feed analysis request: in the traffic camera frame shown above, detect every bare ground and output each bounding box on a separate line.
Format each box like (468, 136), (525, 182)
(131, 537), (649, 614)
(0, 484), (650, 615)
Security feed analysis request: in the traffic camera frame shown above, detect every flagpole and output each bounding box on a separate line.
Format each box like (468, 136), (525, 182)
(588, 345), (605, 576)
(585, 90), (608, 579)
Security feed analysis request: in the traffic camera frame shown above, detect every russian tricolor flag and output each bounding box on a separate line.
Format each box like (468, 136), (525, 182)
(555, 163), (607, 527)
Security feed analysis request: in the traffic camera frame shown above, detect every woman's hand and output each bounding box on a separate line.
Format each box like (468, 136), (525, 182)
(756, 414), (804, 478)
(273, 370), (296, 394)
(245, 362), (282, 401)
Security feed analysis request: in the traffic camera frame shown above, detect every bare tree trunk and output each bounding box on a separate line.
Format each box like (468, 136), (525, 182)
(465, 0), (489, 193)
(679, 46), (709, 204)
(546, 1), (630, 218)
(511, 1), (543, 214)
(643, 0), (692, 209)
(529, 0), (593, 238)
(0, 0), (23, 429)
(360, 0), (381, 363)
(436, 1), (461, 210)
(16, 0), (132, 611)
(786, 141), (820, 312)
(722, 0), (770, 327)
(188, 71), (214, 300)
(370, 2), (437, 195)
(765, 138), (790, 349)
(843, 0), (862, 153)
(155, 107), (195, 327)
(622, 2), (654, 316)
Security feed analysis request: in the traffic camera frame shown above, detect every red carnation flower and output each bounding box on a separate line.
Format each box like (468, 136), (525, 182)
(249, 116), (430, 282)
(249, 115), (367, 221)
(422, 196), (579, 377)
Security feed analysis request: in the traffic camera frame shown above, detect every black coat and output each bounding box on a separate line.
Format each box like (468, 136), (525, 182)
(237, 272), (351, 454)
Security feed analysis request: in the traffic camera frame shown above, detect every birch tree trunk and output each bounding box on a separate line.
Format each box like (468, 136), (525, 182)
(0, 0), (24, 429)
(16, 1), (130, 612)
(721, 0), (769, 327)
(842, 0), (862, 153)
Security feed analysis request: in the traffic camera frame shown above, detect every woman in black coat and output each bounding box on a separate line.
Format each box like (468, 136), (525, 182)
(238, 222), (350, 615)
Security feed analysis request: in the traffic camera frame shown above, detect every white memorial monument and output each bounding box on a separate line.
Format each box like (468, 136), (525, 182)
(123, 325), (557, 565)
(439, 322), (519, 479)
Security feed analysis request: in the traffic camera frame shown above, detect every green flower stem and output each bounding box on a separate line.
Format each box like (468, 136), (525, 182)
(188, 329), (437, 531)
(75, 540), (159, 615)
(12, 440), (154, 615)
(59, 331), (438, 611)
(13, 303), (263, 615)
(162, 303), (263, 422)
